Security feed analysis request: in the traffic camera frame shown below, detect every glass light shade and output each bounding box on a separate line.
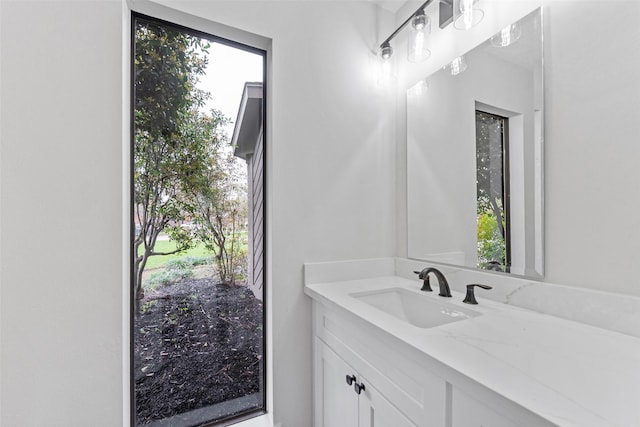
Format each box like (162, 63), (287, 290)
(381, 58), (392, 82)
(453, 0), (484, 30)
(448, 55), (467, 75)
(491, 23), (522, 47)
(407, 13), (431, 63)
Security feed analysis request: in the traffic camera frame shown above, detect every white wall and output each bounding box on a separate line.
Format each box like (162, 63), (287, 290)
(543, 1), (640, 296)
(0, 1), (125, 426)
(397, 0), (640, 297)
(1, 1), (397, 426)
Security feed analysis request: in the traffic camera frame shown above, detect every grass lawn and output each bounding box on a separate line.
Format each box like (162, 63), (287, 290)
(141, 239), (213, 270)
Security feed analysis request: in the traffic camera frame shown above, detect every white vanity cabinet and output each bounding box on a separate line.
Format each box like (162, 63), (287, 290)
(313, 303), (448, 427)
(316, 338), (415, 427)
(311, 300), (555, 427)
(316, 339), (359, 427)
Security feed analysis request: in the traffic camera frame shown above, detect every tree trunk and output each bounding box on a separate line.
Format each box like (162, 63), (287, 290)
(489, 196), (505, 240)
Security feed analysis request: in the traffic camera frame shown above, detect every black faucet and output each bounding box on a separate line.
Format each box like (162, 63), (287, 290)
(413, 267), (452, 297)
(462, 284), (493, 304)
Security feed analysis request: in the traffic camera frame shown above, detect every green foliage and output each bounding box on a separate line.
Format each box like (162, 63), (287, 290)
(164, 258), (191, 271)
(165, 314), (179, 326)
(147, 267), (194, 289)
(165, 256), (212, 270)
(183, 138), (250, 285)
(141, 241), (212, 270)
(133, 17), (250, 300)
(140, 300), (158, 314)
(145, 253), (211, 290)
(133, 19), (227, 303)
(134, 20), (210, 139)
(477, 210), (506, 269)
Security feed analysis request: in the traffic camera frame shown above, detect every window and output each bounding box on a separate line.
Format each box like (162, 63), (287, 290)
(131, 13), (266, 426)
(475, 110), (510, 272)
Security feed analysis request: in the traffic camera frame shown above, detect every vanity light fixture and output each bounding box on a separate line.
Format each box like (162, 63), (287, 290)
(378, 0), (431, 65)
(491, 23), (522, 47)
(378, 0), (485, 71)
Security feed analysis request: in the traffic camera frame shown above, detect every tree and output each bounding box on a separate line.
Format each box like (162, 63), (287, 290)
(476, 113), (506, 236)
(182, 114), (249, 285)
(133, 20), (211, 303)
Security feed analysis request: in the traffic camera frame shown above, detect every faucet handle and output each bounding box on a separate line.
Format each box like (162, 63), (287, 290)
(463, 284), (493, 305)
(414, 270), (433, 292)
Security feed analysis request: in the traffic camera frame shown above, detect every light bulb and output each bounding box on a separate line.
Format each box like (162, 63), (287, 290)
(380, 43), (393, 61)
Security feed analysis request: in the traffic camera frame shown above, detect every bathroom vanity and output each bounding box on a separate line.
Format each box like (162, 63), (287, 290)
(304, 260), (640, 427)
(301, 3), (640, 426)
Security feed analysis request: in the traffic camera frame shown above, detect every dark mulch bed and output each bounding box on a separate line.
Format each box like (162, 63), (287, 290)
(134, 278), (264, 425)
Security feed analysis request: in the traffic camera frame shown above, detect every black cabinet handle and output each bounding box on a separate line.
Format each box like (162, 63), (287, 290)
(345, 374), (356, 386)
(345, 374), (365, 394)
(463, 284), (493, 304)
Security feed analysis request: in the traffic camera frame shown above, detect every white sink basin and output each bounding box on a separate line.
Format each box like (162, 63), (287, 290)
(351, 287), (480, 328)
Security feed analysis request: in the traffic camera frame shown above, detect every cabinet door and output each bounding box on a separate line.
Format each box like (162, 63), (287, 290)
(358, 375), (417, 427)
(316, 339), (359, 427)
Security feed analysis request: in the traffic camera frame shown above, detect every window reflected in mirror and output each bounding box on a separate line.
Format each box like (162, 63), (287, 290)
(475, 110), (510, 272)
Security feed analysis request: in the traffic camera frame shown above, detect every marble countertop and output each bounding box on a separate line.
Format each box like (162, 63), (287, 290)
(305, 276), (640, 427)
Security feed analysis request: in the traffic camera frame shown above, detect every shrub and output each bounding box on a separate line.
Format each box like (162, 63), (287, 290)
(147, 267), (194, 289)
(165, 256), (212, 271)
(477, 210), (506, 267)
(184, 255), (213, 266)
(140, 299), (158, 314)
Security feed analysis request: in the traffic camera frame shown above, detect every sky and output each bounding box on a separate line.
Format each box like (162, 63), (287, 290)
(197, 42), (264, 140)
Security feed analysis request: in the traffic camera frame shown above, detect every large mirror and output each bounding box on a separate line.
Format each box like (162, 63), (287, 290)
(407, 8), (543, 278)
